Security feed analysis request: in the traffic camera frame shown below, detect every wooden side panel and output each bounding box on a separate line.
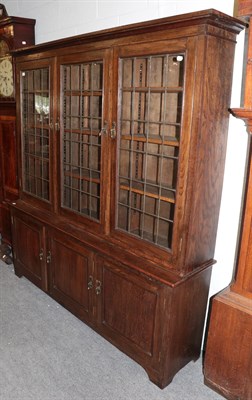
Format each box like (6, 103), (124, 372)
(0, 203), (12, 243)
(236, 0), (252, 17)
(0, 116), (18, 201)
(12, 21), (35, 49)
(183, 32), (237, 270)
(233, 142), (252, 295)
(158, 265), (212, 388)
(0, 114), (18, 243)
(204, 290), (252, 400)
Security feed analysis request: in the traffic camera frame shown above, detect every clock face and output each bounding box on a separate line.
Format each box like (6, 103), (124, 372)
(0, 57), (14, 97)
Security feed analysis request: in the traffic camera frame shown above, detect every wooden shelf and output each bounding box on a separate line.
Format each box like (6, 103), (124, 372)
(64, 168), (100, 184)
(24, 152), (49, 161)
(130, 228), (170, 247)
(81, 208), (99, 219)
(63, 90), (102, 97)
(120, 180), (175, 203)
(25, 123), (50, 130)
(23, 89), (49, 94)
(63, 128), (100, 136)
(121, 133), (179, 147)
(122, 86), (183, 93)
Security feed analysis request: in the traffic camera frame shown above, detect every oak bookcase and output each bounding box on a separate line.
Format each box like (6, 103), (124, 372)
(10, 10), (244, 388)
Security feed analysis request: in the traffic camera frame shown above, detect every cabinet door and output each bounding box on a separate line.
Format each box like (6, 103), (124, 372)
(58, 49), (112, 233)
(11, 211), (47, 290)
(17, 59), (55, 211)
(95, 255), (162, 364)
(111, 40), (195, 265)
(48, 230), (94, 323)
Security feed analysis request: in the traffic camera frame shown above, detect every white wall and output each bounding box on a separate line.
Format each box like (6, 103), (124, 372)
(4, 0), (248, 299)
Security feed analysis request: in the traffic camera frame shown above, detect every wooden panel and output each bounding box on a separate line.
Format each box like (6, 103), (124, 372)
(204, 30), (252, 398)
(0, 116), (18, 201)
(233, 142), (252, 295)
(12, 213), (45, 289)
(0, 16), (35, 50)
(48, 231), (93, 322)
(0, 203), (11, 243)
(204, 290), (252, 400)
(96, 256), (160, 356)
(183, 33), (237, 270)
(236, 0), (252, 16)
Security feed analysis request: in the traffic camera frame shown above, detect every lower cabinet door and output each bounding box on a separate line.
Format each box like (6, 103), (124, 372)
(48, 230), (93, 323)
(12, 212), (46, 290)
(95, 255), (163, 368)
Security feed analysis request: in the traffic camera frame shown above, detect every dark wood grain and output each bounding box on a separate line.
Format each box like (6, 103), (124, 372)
(10, 10), (245, 389)
(48, 229), (93, 323)
(11, 213), (46, 289)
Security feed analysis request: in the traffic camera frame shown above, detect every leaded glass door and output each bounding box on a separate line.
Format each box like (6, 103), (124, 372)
(115, 47), (185, 252)
(19, 60), (53, 209)
(59, 50), (110, 231)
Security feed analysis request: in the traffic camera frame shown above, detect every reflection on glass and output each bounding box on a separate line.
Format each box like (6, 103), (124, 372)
(21, 67), (50, 202)
(35, 95), (49, 122)
(117, 53), (184, 250)
(61, 61), (103, 221)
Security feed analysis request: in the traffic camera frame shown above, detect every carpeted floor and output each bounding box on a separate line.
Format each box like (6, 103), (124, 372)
(0, 261), (223, 400)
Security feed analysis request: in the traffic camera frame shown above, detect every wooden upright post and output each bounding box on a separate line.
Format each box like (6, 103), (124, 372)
(204, 2), (252, 399)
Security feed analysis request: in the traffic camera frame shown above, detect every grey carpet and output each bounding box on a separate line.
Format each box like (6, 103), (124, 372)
(0, 261), (223, 400)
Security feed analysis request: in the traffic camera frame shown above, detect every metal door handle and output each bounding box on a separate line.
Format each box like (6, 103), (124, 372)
(87, 275), (93, 290)
(46, 251), (51, 264)
(99, 121), (108, 136)
(110, 121), (116, 139)
(39, 249), (44, 261)
(95, 280), (102, 295)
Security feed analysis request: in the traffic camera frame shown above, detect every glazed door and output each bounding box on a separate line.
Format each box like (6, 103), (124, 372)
(17, 59), (55, 211)
(111, 39), (195, 266)
(48, 230), (94, 323)
(58, 49), (112, 233)
(11, 211), (47, 290)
